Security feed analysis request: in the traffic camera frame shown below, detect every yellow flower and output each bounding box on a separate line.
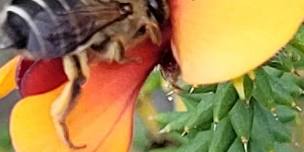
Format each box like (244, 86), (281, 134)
(171, 0), (304, 84)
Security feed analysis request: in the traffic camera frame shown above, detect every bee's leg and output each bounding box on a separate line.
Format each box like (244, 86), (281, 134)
(51, 52), (89, 149)
(77, 51), (90, 79)
(105, 36), (142, 64)
(138, 17), (162, 45)
(105, 36), (126, 63)
(89, 36), (125, 63)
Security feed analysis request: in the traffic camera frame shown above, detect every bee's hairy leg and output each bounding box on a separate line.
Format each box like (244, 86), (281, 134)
(105, 36), (126, 63)
(51, 52), (89, 149)
(77, 51), (90, 79)
(139, 17), (162, 46)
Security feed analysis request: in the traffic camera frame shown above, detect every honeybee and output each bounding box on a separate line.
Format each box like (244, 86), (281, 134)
(0, 0), (169, 60)
(0, 0), (169, 149)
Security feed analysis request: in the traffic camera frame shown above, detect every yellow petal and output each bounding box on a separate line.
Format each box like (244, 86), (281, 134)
(10, 86), (70, 152)
(11, 82), (135, 152)
(171, 0), (304, 84)
(0, 56), (20, 98)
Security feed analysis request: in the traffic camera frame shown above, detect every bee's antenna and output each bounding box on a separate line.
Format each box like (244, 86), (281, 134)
(5, 5), (46, 53)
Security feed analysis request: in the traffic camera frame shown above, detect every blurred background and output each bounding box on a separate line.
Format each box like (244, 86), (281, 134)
(0, 49), (18, 152)
(0, 1), (17, 147)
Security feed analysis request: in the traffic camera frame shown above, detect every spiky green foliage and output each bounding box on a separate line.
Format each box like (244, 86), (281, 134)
(152, 26), (304, 152)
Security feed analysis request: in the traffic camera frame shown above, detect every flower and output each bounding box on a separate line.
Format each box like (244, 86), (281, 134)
(1, 0), (304, 152)
(170, 0), (304, 84)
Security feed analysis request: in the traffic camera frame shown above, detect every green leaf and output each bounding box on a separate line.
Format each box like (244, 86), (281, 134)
(185, 93), (214, 130)
(178, 93), (204, 103)
(291, 26), (304, 51)
(263, 66), (284, 77)
(284, 44), (304, 68)
(268, 74), (295, 107)
(209, 117), (236, 152)
(249, 140), (267, 152)
(252, 69), (275, 109)
(265, 111), (292, 142)
(155, 112), (184, 126)
(213, 83), (237, 123)
(190, 84), (217, 94)
(160, 112), (192, 133)
(166, 131), (189, 145)
(275, 105), (297, 123)
(244, 75), (254, 100)
(280, 73), (303, 97)
(229, 100), (252, 143)
(268, 52), (294, 72)
(251, 102), (274, 152)
(177, 130), (212, 152)
(227, 138), (245, 152)
(179, 95), (198, 111)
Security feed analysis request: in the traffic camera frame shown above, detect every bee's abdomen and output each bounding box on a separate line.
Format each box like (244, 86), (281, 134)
(3, 0), (85, 59)
(4, 0), (44, 49)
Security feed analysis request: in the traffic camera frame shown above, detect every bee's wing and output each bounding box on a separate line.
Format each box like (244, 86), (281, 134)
(27, 3), (131, 59)
(59, 2), (132, 33)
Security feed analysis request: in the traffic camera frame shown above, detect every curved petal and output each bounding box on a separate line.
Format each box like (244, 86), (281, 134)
(16, 59), (35, 88)
(11, 30), (171, 152)
(0, 56), (20, 99)
(18, 58), (68, 97)
(11, 85), (135, 152)
(170, 0), (304, 84)
(10, 86), (70, 152)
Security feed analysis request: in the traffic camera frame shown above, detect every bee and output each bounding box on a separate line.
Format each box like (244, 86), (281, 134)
(0, 0), (169, 60)
(0, 0), (169, 149)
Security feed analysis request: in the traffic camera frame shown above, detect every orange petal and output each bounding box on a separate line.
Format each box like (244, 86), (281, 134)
(10, 86), (70, 152)
(10, 85), (134, 152)
(0, 56), (20, 98)
(66, 35), (168, 151)
(170, 0), (304, 84)
(10, 30), (171, 152)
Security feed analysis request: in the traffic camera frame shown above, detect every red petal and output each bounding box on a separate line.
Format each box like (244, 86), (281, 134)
(16, 59), (34, 87)
(18, 58), (68, 97)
